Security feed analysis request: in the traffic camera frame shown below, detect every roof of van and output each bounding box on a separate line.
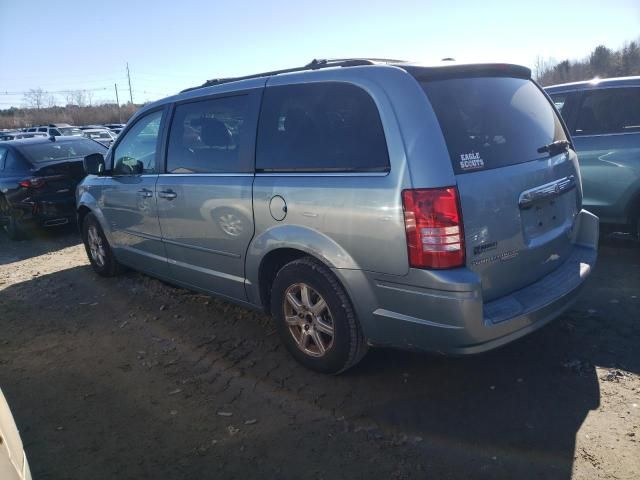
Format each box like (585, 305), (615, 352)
(189, 59), (530, 91)
(135, 58), (532, 122)
(545, 75), (640, 92)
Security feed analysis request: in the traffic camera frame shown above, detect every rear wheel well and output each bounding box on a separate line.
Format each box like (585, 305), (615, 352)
(258, 248), (312, 313)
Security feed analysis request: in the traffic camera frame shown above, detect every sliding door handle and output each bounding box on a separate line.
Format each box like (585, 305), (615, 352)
(158, 190), (177, 200)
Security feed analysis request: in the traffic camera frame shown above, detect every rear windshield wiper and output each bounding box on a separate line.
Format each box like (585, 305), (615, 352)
(537, 139), (570, 156)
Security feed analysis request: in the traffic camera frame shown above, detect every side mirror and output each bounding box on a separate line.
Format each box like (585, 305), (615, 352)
(84, 153), (105, 176)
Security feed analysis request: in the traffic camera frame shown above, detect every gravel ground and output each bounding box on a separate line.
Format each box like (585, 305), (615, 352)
(0, 227), (638, 480)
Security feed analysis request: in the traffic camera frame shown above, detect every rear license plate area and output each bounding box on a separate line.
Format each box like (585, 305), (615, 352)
(521, 191), (577, 243)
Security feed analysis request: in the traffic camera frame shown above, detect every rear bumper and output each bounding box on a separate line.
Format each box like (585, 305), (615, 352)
(12, 197), (75, 227)
(339, 209), (599, 354)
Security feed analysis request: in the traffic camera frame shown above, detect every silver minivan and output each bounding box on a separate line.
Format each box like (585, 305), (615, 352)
(77, 59), (599, 373)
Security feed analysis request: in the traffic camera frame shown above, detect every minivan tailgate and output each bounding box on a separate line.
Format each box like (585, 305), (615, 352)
(457, 152), (580, 301)
(417, 73), (580, 301)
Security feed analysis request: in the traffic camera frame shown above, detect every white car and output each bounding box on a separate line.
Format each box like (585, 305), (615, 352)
(82, 128), (116, 147)
(26, 124), (83, 137)
(0, 389), (31, 480)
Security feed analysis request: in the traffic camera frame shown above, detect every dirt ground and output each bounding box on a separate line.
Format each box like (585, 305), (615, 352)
(0, 227), (638, 480)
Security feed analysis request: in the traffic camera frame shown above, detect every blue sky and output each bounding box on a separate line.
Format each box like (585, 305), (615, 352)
(1, 0), (638, 108)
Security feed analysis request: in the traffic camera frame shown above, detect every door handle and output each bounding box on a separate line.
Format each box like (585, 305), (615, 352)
(137, 188), (153, 198)
(158, 190), (177, 200)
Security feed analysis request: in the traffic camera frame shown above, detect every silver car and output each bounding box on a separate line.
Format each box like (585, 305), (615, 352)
(77, 59), (599, 373)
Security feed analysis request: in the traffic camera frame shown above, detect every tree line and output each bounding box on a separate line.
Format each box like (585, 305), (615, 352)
(0, 102), (139, 129)
(535, 39), (640, 86)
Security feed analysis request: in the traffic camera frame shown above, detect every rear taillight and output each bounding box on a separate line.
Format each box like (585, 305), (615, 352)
(402, 187), (465, 269)
(19, 177), (47, 189)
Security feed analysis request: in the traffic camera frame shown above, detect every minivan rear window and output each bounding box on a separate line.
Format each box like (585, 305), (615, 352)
(421, 77), (567, 174)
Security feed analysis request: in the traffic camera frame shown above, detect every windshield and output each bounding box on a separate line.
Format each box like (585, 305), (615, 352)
(421, 76), (567, 174)
(59, 127), (84, 136)
(18, 139), (107, 163)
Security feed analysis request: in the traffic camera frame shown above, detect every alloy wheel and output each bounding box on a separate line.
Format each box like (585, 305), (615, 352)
(282, 283), (334, 357)
(87, 225), (106, 267)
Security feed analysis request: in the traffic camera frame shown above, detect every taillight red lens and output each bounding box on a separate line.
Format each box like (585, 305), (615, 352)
(19, 178), (46, 188)
(402, 187), (465, 269)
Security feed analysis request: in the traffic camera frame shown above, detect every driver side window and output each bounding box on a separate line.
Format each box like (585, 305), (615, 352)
(113, 110), (163, 175)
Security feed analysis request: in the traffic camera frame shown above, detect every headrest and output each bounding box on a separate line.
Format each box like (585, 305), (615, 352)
(200, 118), (231, 147)
(284, 108), (313, 133)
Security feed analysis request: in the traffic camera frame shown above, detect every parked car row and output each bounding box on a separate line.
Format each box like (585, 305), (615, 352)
(3, 123), (126, 147)
(0, 131), (48, 141)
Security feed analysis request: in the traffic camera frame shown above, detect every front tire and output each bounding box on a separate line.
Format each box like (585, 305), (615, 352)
(82, 213), (122, 276)
(270, 257), (367, 374)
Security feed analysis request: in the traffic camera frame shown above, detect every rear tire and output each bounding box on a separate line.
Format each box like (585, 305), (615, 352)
(270, 257), (368, 374)
(0, 198), (26, 241)
(82, 212), (122, 276)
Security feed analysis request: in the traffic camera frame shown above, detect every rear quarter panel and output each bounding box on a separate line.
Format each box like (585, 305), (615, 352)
(248, 67), (437, 281)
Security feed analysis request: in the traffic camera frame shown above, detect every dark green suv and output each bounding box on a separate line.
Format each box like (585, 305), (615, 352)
(546, 77), (640, 237)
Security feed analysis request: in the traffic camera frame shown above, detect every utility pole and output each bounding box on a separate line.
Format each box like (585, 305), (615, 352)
(126, 62), (134, 104)
(114, 83), (122, 123)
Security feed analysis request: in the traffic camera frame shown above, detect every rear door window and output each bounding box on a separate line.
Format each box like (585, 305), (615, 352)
(167, 94), (252, 173)
(256, 82), (389, 172)
(421, 77), (567, 174)
(550, 94), (567, 113)
(573, 87), (640, 135)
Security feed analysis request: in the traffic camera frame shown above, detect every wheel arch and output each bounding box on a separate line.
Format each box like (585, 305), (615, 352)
(246, 225), (361, 312)
(76, 192), (114, 244)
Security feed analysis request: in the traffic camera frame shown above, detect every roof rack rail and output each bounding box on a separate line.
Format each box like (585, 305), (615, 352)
(180, 58), (406, 93)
